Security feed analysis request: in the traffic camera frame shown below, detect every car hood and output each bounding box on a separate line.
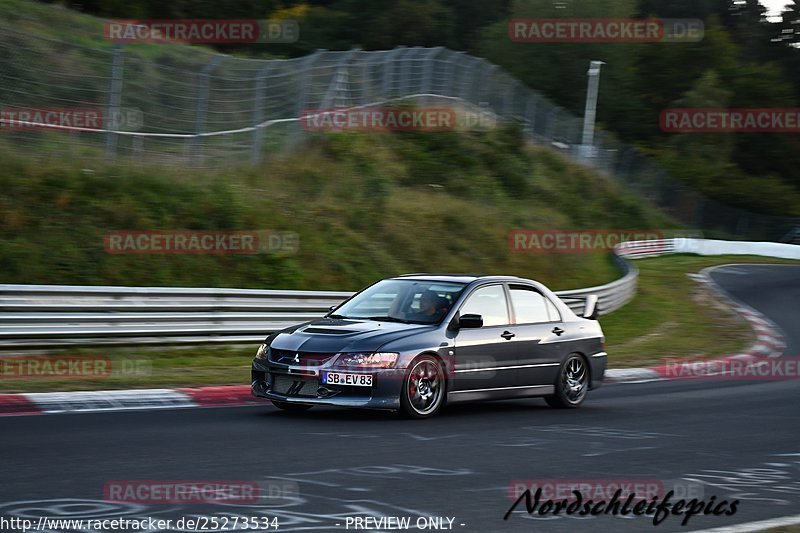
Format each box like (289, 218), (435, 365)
(269, 318), (435, 354)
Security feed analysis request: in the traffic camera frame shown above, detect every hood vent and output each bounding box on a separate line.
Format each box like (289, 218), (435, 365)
(303, 327), (359, 335)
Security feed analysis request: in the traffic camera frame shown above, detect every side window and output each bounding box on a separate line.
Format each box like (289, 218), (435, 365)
(509, 287), (552, 324)
(460, 285), (510, 327)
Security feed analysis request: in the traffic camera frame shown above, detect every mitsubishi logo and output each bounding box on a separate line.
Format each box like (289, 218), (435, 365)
(293, 353), (300, 364)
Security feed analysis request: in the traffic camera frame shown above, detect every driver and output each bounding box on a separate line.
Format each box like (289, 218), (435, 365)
(407, 291), (450, 322)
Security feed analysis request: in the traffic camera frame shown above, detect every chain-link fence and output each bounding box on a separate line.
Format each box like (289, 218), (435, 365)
(0, 24), (797, 239)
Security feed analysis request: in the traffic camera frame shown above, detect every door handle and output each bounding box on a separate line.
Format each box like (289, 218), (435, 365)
(552, 327), (564, 336)
(501, 331), (516, 340)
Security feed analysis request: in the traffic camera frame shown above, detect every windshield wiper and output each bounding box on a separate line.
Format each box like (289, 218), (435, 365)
(327, 314), (350, 319)
(365, 316), (409, 323)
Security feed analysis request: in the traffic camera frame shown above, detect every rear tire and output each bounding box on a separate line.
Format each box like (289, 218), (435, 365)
(271, 400), (313, 412)
(399, 355), (446, 419)
(545, 354), (589, 409)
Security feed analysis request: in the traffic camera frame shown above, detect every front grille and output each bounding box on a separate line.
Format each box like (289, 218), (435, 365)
(270, 349), (336, 367)
(270, 374), (317, 397)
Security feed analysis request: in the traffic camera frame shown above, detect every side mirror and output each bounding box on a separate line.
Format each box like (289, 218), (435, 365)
(458, 313), (484, 329)
(583, 295), (599, 320)
(328, 305), (336, 312)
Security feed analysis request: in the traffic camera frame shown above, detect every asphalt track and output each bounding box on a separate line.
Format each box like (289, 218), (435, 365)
(0, 264), (798, 533)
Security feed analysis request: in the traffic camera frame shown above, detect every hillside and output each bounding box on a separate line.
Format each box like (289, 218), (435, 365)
(0, 127), (677, 291)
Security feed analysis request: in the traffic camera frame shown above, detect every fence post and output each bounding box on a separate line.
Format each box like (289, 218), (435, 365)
(479, 61), (497, 104)
(545, 107), (561, 140)
(441, 50), (462, 97)
(421, 47), (444, 95)
(459, 56), (480, 100)
(359, 52), (380, 106)
(321, 48), (360, 109)
(250, 61), (276, 165)
(190, 55), (226, 166)
(288, 49), (325, 151)
(503, 79), (516, 117)
(295, 50), (325, 117)
(524, 95), (537, 138)
(362, 52), (385, 105)
(362, 52), (384, 105)
(399, 47), (421, 97)
(105, 44), (124, 159)
(380, 46), (406, 100)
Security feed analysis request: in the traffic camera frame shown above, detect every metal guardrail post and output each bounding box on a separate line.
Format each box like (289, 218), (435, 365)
(104, 44), (124, 159)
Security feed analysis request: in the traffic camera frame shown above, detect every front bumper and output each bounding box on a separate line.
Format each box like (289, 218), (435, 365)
(251, 359), (404, 410)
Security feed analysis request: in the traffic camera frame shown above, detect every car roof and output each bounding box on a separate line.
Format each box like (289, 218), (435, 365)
(393, 274), (536, 284)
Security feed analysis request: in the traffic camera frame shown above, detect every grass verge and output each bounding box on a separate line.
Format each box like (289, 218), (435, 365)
(602, 254), (800, 367)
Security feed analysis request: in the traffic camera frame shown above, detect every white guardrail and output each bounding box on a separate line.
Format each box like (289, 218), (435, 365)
(1, 238), (794, 348)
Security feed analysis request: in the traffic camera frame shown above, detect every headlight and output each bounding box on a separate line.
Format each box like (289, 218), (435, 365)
(255, 333), (279, 360)
(334, 352), (399, 369)
(255, 343), (270, 360)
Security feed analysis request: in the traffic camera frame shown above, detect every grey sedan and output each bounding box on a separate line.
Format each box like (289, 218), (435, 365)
(251, 274), (607, 418)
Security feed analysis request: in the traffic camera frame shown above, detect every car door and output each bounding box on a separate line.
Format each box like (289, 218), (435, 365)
(451, 283), (520, 392)
(507, 284), (565, 387)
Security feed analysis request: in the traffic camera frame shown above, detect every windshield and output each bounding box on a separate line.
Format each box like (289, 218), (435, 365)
(331, 279), (466, 324)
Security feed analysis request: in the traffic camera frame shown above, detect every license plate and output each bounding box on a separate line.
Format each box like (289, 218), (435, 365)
(322, 372), (373, 387)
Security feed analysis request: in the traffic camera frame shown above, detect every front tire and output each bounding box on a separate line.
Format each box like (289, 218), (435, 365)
(545, 354), (589, 409)
(399, 355), (446, 419)
(271, 400), (313, 412)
